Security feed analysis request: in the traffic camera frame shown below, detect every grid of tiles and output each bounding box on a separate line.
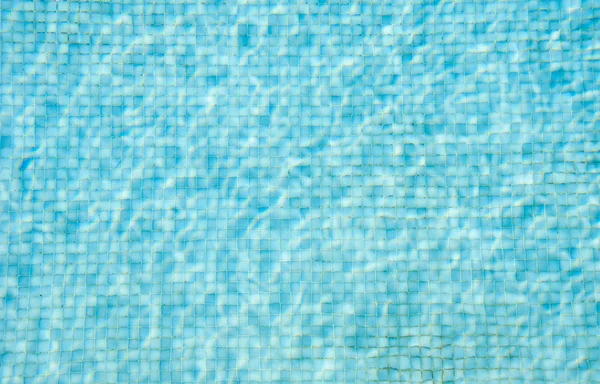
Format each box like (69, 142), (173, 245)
(1, 0), (599, 382)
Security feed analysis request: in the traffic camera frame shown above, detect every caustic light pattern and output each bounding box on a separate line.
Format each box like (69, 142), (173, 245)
(1, 0), (600, 383)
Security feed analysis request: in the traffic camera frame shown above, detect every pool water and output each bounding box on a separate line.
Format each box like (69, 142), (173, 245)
(1, 0), (599, 382)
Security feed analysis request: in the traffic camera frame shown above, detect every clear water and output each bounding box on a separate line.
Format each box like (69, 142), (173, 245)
(1, 0), (599, 382)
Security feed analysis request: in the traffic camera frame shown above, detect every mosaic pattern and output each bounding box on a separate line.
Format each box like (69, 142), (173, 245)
(1, 0), (599, 382)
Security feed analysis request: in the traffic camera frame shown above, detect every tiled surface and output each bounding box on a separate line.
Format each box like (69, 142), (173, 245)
(0, 0), (599, 382)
